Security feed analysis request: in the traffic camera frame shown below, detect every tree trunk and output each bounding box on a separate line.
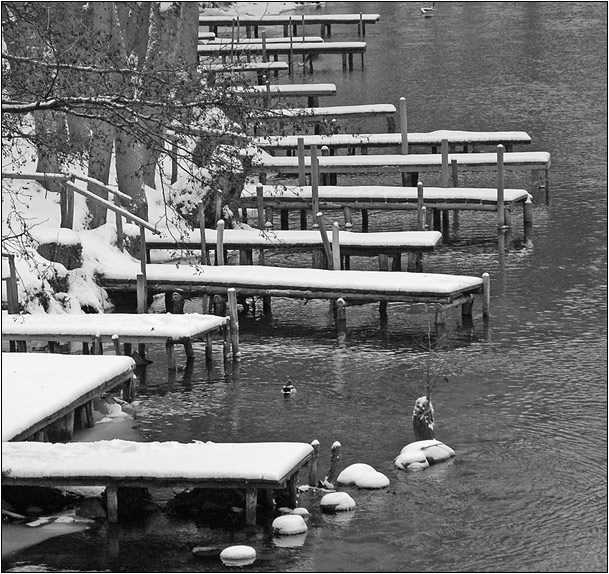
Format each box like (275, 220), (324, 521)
(115, 128), (148, 221)
(87, 120), (115, 228)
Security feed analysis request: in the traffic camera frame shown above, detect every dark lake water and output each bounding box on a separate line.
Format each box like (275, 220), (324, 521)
(5, 2), (607, 573)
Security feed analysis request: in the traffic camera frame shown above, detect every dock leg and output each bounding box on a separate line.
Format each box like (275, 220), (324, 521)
(300, 209), (307, 229)
(263, 295), (272, 316)
(391, 254), (402, 271)
(482, 272), (490, 320)
(206, 333), (213, 361)
(245, 488), (258, 526)
(379, 301), (388, 321)
(222, 323), (230, 361)
(106, 486), (119, 523)
(343, 206), (353, 228)
(166, 341), (177, 371)
(348, 53), (354, 71)
(308, 440), (320, 486)
(435, 305), (446, 325)
(227, 288), (241, 359)
(361, 209), (369, 232)
(461, 297), (474, 326)
(280, 209), (289, 230)
(287, 472), (299, 508)
(336, 298), (347, 334)
(184, 340), (195, 361)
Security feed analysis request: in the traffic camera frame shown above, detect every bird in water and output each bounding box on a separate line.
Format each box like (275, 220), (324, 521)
(282, 381), (297, 396)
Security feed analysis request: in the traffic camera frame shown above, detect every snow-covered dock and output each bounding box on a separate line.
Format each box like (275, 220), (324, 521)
(252, 150), (551, 184)
(239, 184), (533, 231)
(2, 313), (231, 370)
(199, 13), (381, 38)
(232, 83), (337, 107)
(1, 353), (135, 442)
(201, 61), (289, 84)
(145, 228), (442, 271)
(255, 130), (533, 153)
(197, 41), (368, 71)
(2, 439), (315, 524)
(98, 263), (488, 327)
(252, 103), (397, 133)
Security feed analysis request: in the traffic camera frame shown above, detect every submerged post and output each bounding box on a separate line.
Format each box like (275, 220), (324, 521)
(308, 439), (320, 486)
(497, 144), (506, 228)
(227, 288), (240, 359)
(482, 272), (490, 319)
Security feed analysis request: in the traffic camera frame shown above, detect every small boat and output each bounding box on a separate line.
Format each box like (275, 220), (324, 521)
(421, 2), (436, 17)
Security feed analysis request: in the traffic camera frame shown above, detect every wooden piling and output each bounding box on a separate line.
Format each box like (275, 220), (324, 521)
(321, 146), (330, 185)
(316, 212), (333, 269)
(336, 297), (347, 333)
(308, 439), (320, 486)
(441, 139), (449, 187)
(227, 288), (240, 359)
(216, 219), (225, 265)
(332, 222), (341, 270)
(215, 189), (223, 223)
(112, 334), (121, 356)
(106, 486), (119, 523)
(93, 333), (102, 355)
(136, 274), (146, 356)
(417, 182), (425, 230)
(323, 441), (341, 487)
(400, 97), (408, 155)
(482, 272), (490, 319)
(261, 31), (268, 62)
(497, 144), (506, 228)
(311, 145), (320, 227)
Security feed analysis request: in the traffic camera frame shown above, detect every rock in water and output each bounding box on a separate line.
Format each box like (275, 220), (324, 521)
(219, 545), (256, 567)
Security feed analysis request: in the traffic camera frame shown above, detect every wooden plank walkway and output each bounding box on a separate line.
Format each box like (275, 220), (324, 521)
(252, 150), (551, 187)
(239, 184), (533, 232)
(201, 61), (289, 83)
(2, 353), (135, 442)
(2, 440), (315, 524)
(232, 83), (336, 107)
(252, 104), (397, 133)
(99, 263), (489, 326)
(255, 130), (533, 153)
(146, 228), (443, 271)
(2, 313), (231, 370)
(199, 13), (380, 37)
(197, 41), (367, 71)
(204, 35), (324, 44)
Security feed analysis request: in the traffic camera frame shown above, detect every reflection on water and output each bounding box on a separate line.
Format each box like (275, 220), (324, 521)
(4, 2), (606, 573)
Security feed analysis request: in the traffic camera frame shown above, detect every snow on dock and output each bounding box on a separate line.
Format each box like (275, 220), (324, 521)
(199, 13), (380, 38)
(239, 184), (532, 231)
(253, 104), (397, 132)
(2, 439), (315, 523)
(2, 313), (231, 370)
(255, 130), (533, 153)
(2, 353), (135, 442)
(145, 228), (442, 268)
(98, 263), (488, 327)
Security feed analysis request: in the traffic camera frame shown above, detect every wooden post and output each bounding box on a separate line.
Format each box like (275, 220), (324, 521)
(245, 488), (258, 526)
(323, 441), (341, 487)
(199, 202), (211, 266)
(320, 146), (330, 186)
(308, 439), (320, 486)
(265, 78), (271, 108)
(288, 18), (294, 75)
(136, 274), (146, 357)
(316, 212), (333, 269)
(297, 137), (306, 185)
(331, 222), (341, 270)
(166, 340), (177, 370)
(524, 195), (533, 236)
(497, 144), (505, 228)
(112, 334), (121, 356)
(336, 297), (347, 333)
(261, 31), (267, 62)
(417, 182), (425, 231)
(106, 486), (119, 523)
(311, 145), (320, 227)
(227, 288), (240, 359)
(216, 219), (225, 265)
(343, 206), (353, 228)
(441, 139), (449, 187)
(482, 272), (490, 319)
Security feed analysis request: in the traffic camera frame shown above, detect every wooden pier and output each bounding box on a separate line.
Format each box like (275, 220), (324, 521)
(2, 440), (315, 525)
(199, 13), (381, 38)
(2, 313), (231, 370)
(252, 150), (551, 188)
(252, 103), (397, 133)
(99, 263), (489, 327)
(1, 353), (135, 442)
(201, 61), (289, 84)
(145, 228), (443, 271)
(239, 184), (533, 231)
(197, 41), (367, 71)
(255, 130), (533, 154)
(232, 83), (337, 107)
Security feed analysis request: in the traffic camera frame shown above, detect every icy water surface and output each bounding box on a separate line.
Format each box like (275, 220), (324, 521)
(4, 2), (606, 572)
